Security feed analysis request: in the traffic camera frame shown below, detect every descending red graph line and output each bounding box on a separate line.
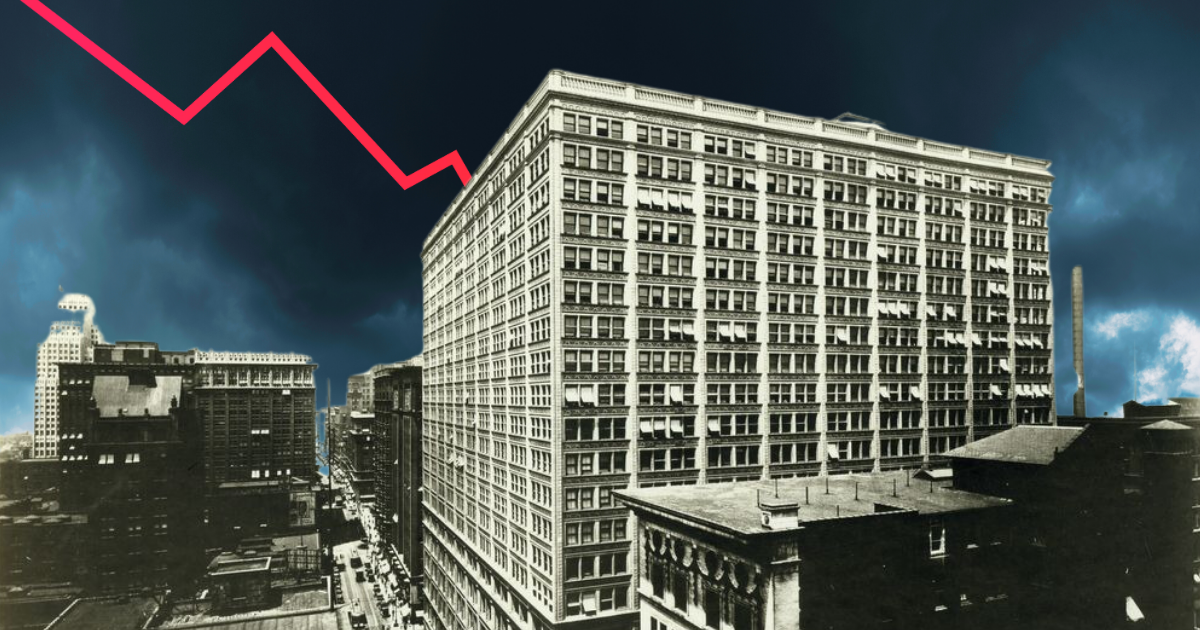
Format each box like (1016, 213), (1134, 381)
(20, 0), (471, 189)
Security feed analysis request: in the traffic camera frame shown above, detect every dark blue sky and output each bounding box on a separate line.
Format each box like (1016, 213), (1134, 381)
(3, 0), (1199, 433)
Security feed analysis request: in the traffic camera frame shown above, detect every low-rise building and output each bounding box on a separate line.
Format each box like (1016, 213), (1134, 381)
(618, 422), (1194, 629)
(206, 554), (275, 612)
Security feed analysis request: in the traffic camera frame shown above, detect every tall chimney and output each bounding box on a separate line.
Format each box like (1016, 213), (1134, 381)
(1072, 266), (1086, 417)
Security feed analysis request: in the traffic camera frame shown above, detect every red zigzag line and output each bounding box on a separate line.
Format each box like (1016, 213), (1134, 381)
(20, 0), (472, 189)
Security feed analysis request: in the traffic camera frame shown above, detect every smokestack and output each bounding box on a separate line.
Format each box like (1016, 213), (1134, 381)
(1072, 267), (1086, 417)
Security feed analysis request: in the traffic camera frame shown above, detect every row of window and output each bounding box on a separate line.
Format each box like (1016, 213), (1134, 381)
(560, 381), (1054, 407)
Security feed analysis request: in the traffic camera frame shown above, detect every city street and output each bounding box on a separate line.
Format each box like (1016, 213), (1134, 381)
(335, 540), (391, 630)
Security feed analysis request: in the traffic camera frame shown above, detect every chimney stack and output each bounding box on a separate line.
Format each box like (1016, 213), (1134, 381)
(1073, 266), (1086, 417)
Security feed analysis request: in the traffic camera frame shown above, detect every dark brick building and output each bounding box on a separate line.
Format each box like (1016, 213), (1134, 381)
(618, 422), (1195, 630)
(56, 342), (206, 592)
(372, 357), (424, 581)
(190, 349), (320, 547)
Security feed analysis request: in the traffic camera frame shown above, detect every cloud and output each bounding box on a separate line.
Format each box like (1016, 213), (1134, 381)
(1157, 315), (1200, 396)
(1094, 310), (1152, 339)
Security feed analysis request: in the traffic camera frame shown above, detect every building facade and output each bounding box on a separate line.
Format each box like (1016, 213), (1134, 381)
(372, 358), (425, 580)
(344, 411), (376, 499)
(349, 372), (375, 414)
(420, 70), (1056, 630)
(56, 342), (206, 592)
(33, 294), (105, 459)
(192, 350), (318, 488)
(618, 472), (1013, 630)
(620, 422), (1193, 630)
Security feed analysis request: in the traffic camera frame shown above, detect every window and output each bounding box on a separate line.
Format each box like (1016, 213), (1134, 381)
(705, 590), (721, 629)
(705, 195), (757, 220)
(930, 522), (947, 558)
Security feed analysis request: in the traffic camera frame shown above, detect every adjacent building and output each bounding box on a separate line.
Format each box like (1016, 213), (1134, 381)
(372, 357), (425, 582)
(619, 422), (1193, 630)
(33, 294), (105, 459)
(1060, 399), (1200, 629)
(421, 70), (1055, 630)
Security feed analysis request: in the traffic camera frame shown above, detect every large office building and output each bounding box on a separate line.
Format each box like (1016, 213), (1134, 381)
(32, 294), (105, 459)
(192, 350), (319, 488)
(420, 70), (1055, 630)
(191, 350), (320, 545)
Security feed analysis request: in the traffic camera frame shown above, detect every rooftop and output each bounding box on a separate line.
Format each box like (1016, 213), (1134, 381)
(1143, 419), (1192, 431)
(424, 69), (1053, 256)
(48, 596), (158, 630)
(158, 587), (332, 630)
(92, 375), (181, 418)
(617, 470), (1009, 538)
(191, 350), (313, 365)
(945, 425), (1084, 465)
(208, 555), (271, 576)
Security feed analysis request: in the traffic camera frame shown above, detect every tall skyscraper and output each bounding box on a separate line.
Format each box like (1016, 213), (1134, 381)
(420, 70), (1054, 630)
(33, 293), (105, 459)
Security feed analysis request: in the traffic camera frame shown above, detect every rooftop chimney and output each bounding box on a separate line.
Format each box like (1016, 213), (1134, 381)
(758, 488), (800, 530)
(1073, 266), (1086, 417)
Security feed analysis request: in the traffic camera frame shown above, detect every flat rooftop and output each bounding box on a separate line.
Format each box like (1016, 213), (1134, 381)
(48, 597), (158, 630)
(159, 588), (331, 630)
(617, 470), (1009, 537)
(208, 556), (271, 576)
(946, 425), (1084, 465)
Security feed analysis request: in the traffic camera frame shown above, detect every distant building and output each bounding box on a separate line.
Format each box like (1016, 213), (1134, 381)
(33, 294), (105, 459)
(191, 349), (320, 546)
(619, 423), (1193, 629)
(372, 357), (424, 583)
(192, 350), (319, 488)
(348, 372), (374, 414)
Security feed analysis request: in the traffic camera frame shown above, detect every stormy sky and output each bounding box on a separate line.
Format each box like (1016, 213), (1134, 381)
(2, 0), (1199, 434)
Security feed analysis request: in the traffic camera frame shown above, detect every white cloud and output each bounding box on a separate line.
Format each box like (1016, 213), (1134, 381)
(1138, 363), (1171, 403)
(1159, 315), (1200, 395)
(1094, 310), (1152, 339)
(1127, 314), (1200, 404)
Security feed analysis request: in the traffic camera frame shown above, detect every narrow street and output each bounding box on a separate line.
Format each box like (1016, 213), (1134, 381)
(331, 468), (412, 630)
(335, 540), (389, 629)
